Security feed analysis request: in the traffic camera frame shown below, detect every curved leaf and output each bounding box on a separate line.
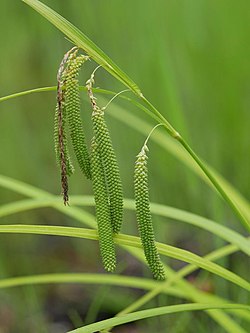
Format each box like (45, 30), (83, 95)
(0, 224), (249, 291)
(0, 195), (249, 256)
(66, 303), (250, 333)
(22, 0), (141, 95)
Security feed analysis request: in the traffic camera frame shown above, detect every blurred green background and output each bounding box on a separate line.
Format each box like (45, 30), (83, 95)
(0, 1), (249, 332)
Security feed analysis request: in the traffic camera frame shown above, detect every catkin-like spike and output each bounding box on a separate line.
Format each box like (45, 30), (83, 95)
(92, 107), (123, 234)
(54, 49), (78, 204)
(91, 138), (116, 272)
(64, 54), (91, 179)
(86, 72), (123, 233)
(134, 145), (165, 280)
(54, 103), (74, 176)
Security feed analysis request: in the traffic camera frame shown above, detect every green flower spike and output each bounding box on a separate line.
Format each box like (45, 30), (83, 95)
(54, 103), (74, 177)
(134, 144), (165, 280)
(64, 53), (92, 180)
(54, 47), (77, 204)
(86, 73), (123, 234)
(91, 138), (116, 272)
(91, 107), (123, 234)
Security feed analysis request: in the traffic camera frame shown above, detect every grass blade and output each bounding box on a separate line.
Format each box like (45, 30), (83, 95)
(0, 194), (249, 256)
(0, 224), (249, 291)
(0, 174), (249, 330)
(66, 303), (250, 333)
(128, 247), (250, 332)
(22, 0), (141, 95)
(0, 273), (177, 294)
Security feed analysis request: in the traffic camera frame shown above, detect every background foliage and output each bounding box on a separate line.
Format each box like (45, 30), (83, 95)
(0, 1), (249, 332)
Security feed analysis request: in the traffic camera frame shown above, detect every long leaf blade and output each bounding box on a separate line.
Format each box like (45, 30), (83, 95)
(0, 224), (249, 292)
(66, 303), (250, 333)
(0, 195), (249, 256)
(22, 0), (141, 95)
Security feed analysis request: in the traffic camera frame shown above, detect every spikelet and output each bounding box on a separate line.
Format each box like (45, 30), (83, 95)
(91, 138), (116, 272)
(86, 75), (123, 233)
(54, 49), (77, 204)
(54, 47), (76, 175)
(64, 53), (91, 179)
(54, 101), (72, 204)
(91, 107), (123, 233)
(134, 145), (165, 280)
(54, 103), (74, 176)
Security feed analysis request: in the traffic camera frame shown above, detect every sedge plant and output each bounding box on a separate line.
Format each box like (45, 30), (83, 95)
(0, 0), (249, 332)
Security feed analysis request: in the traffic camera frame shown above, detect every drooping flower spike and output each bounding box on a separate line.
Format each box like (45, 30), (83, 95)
(134, 125), (165, 280)
(86, 70), (123, 234)
(63, 52), (91, 180)
(54, 48), (91, 204)
(91, 137), (116, 272)
(54, 47), (77, 204)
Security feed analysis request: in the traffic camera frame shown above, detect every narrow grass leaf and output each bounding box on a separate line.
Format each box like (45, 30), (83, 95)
(0, 273), (179, 295)
(22, 0), (141, 95)
(66, 303), (250, 333)
(0, 224), (249, 291)
(0, 174), (249, 330)
(0, 194), (249, 256)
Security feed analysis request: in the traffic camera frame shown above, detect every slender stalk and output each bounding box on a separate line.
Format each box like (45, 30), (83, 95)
(143, 123), (163, 147)
(102, 89), (130, 111)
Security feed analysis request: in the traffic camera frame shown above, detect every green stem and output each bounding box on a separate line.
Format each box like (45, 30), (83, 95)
(178, 136), (250, 232)
(141, 96), (178, 137)
(142, 95), (250, 232)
